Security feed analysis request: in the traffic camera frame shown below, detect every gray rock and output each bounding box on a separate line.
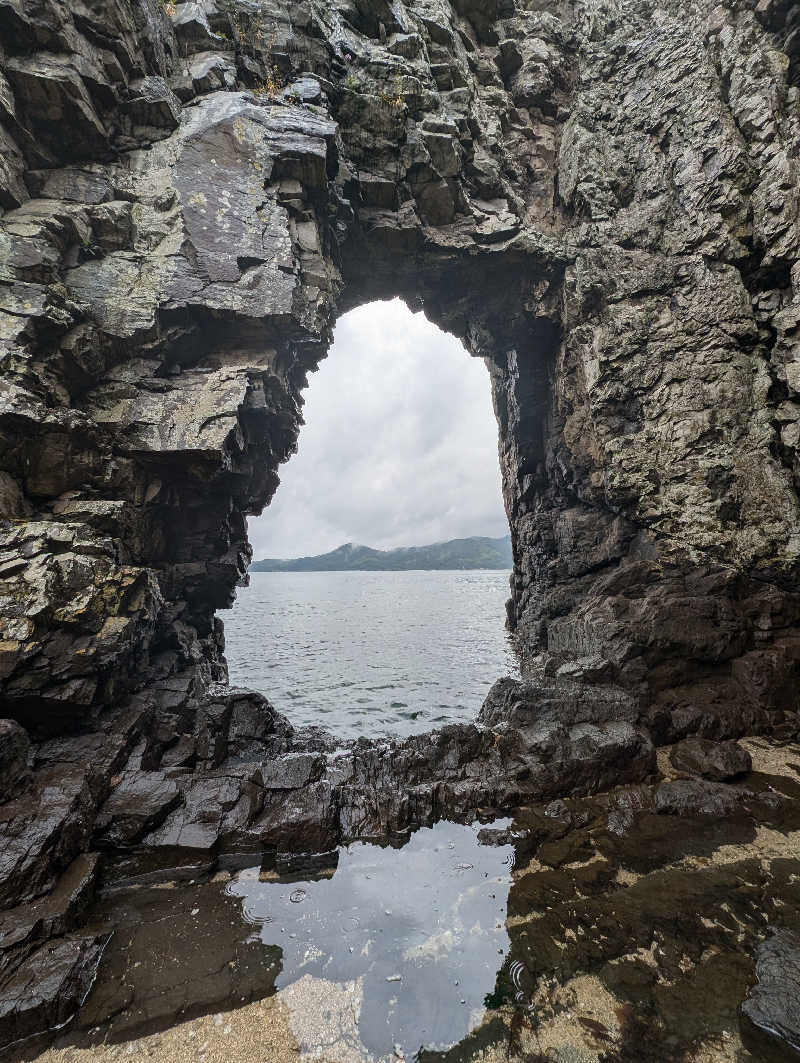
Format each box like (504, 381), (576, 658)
(1, 0), (800, 1043)
(3, 0), (798, 751)
(142, 765), (263, 855)
(171, 2), (222, 54)
(259, 752), (326, 791)
(0, 720), (29, 802)
(249, 779), (338, 854)
(160, 734), (197, 769)
(0, 934), (107, 1049)
(555, 655), (615, 684)
(0, 853), (99, 955)
(670, 737), (753, 781)
(654, 780), (746, 818)
(0, 768), (95, 910)
(126, 76), (181, 131)
(740, 928), (800, 1061)
(93, 771), (182, 847)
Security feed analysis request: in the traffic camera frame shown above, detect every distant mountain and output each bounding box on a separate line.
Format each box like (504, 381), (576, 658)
(250, 535), (513, 572)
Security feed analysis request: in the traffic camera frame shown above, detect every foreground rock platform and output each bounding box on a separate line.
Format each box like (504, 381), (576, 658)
(1, 665), (798, 1051)
(2, 735), (797, 1063)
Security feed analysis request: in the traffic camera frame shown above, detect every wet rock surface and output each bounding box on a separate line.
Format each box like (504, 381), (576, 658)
(740, 927), (800, 1062)
(7, 738), (800, 1063)
(0, 722), (29, 803)
(0, 935), (107, 1053)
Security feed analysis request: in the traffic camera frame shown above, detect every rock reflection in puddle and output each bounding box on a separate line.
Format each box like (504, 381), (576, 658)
(227, 819), (513, 1060)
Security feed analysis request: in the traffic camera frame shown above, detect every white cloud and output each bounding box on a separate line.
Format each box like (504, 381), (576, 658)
(247, 299), (508, 559)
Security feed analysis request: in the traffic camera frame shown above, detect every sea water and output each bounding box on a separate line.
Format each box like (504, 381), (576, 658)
(221, 570), (519, 738)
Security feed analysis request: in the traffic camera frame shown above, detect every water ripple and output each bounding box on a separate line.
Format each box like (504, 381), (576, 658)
(222, 570), (519, 738)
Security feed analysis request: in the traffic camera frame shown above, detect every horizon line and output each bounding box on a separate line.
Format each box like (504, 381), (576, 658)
(252, 531), (512, 563)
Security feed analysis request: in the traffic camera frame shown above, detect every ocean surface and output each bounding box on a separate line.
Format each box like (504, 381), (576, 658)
(221, 570), (519, 738)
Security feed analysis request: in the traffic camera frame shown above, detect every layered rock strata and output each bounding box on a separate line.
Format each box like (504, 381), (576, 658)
(1, 0), (800, 1051)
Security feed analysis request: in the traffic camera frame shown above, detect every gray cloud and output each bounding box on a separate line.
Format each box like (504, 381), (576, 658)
(247, 299), (509, 560)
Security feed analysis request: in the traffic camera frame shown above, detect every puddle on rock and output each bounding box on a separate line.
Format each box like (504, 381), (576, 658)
(228, 820), (514, 1059)
(36, 820), (514, 1062)
(24, 740), (800, 1063)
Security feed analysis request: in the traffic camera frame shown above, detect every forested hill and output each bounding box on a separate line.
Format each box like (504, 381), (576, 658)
(250, 535), (513, 571)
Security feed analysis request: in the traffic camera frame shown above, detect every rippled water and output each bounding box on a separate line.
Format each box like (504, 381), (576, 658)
(221, 570), (519, 737)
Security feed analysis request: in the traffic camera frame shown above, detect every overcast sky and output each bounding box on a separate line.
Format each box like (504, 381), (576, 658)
(248, 299), (509, 560)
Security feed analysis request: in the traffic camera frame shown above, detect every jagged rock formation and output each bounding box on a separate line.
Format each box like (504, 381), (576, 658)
(1, 0), (800, 1050)
(2, 0), (799, 734)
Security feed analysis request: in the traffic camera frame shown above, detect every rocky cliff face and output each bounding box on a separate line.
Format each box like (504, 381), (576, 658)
(1, 0), (800, 1046)
(2, 0), (799, 736)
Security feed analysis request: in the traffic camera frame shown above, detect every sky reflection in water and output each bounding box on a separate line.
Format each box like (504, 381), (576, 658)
(226, 819), (514, 1061)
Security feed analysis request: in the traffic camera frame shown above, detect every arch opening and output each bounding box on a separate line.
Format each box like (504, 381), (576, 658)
(220, 299), (519, 738)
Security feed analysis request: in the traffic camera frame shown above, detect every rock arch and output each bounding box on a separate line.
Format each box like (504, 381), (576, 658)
(1, 0), (800, 1038)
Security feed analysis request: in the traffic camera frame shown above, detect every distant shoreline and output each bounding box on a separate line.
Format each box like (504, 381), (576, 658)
(250, 534), (513, 573)
(250, 566), (512, 573)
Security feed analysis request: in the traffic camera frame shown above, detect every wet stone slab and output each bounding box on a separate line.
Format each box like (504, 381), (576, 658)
(16, 820), (516, 1062)
(10, 738), (800, 1063)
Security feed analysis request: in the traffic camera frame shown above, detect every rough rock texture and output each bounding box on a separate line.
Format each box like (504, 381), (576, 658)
(669, 735), (753, 780)
(2, 0), (800, 738)
(2, 0), (800, 1048)
(741, 927), (800, 1061)
(0, 719), (29, 801)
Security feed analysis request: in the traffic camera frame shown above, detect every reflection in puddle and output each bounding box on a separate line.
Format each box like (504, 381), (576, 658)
(45, 820), (514, 1062)
(227, 820), (513, 1060)
(27, 741), (800, 1063)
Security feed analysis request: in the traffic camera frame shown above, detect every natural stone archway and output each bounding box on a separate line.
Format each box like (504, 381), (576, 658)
(3, 0), (799, 738)
(1, 0), (800, 1045)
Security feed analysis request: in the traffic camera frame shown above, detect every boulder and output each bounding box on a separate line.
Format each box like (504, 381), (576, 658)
(740, 928), (800, 1061)
(670, 737), (753, 781)
(654, 780), (746, 818)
